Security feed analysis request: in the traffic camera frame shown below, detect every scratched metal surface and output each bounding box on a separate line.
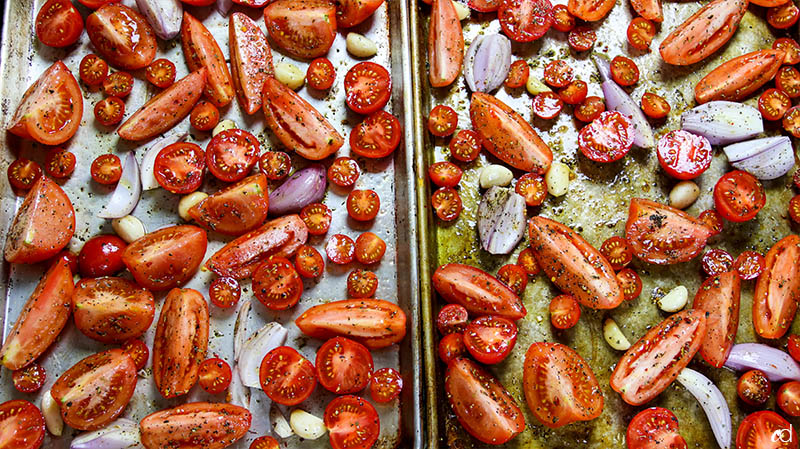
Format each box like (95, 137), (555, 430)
(414, 1), (800, 448)
(0, 1), (422, 448)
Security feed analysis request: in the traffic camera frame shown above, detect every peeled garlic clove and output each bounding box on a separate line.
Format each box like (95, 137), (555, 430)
(603, 318), (631, 351)
(275, 62), (305, 90)
(658, 285), (689, 313)
(346, 33), (378, 58)
(41, 390), (63, 436)
(178, 192), (208, 221)
(271, 405), (294, 439)
(212, 119), (237, 137)
(112, 215), (147, 243)
(479, 164), (513, 188)
(454, 1), (470, 20)
(546, 162), (570, 197)
(669, 180), (700, 210)
(526, 75), (552, 96)
(290, 409), (326, 440)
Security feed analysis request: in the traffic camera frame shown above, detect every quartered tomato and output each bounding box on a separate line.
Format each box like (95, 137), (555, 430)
(350, 110), (402, 158)
(626, 407), (687, 449)
(102, 71), (133, 97)
(464, 316), (518, 364)
(355, 232), (386, 264)
(94, 97), (125, 126)
(7, 160), (42, 191)
(154, 142), (206, 194)
(753, 235), (800, 339)
(326, 234), (356, 264)
(345, 62), (392, 114)
(36, 0), (83, 48)
(498, 0), (553, 42)
(324, 395), (381, 449)
(578, 111), (634, 163)
(300, 203), (332, 235)
(438, 333), (466, 364)
(446, 358), (525, 444)
(600, 236), (633, 270)
(347, 269), (379, 298)
(86, 4), (156, 70)
(209, 277), (241, 308)
(713, 170), (765, 222)
(428, 0), (464, 87)
(693, 271), (740, 368)
(568, 26), (596, 52)
(122, 338), (148, 371)
(768, 2), (799, 28)
(617, 268), (642, 301)
(610, 56), (639, 86)
(198, 358), (232, 394)
(329, 157), (360, 187)
(496, 264), (528, 295)
(791, 335), (800, 362)
(260, 346), (316, 406)
(295, 299), (407, 349)
(641, 92), (670, 119)
(778, 382), (800, 417)
(370, 368), (403, 403)
(627, 17), (656, 51)
(295, 245), (324, 278)
(259, 151), (291, 181)
(263, 0), (337, 59)
(549, 294), (581, 329)
(229, 12), (273, 115)
(449, 129), (481, 162)
(759, 88), (791, 121)
(659, 0), (747, 66)
(79, 54), (109, 86)
(181, 12), (235, 107)
(337, 0), (386, 27)
(437, 304), (469, 335)
(253, 257), (303, 310)
(532, 92), (563, 119)
(737, 370), (771, 405)
(431, 187), (462, 222)
(734, 251), (765, 280)
(206, 129), (260, 183)
(611, 309), (707, 405)
(505, 60), (530, 88)
(574, 95), (605, 122)
(736, 411), (797, 449)
(316, 337), (373, 394)
(428, 161), (463, 187)
(428, 105), (458, 137)
(190, 100), (220, 131)
(559, 80), (588, 105)
(140, 403), (250, 449)
(307, 57), (336, 90)
(775, 38), (800, 65)
(91, 154), (122, 185)
(0, 400), (45, 449)
(568, 0), (615, 21)
(625, 198), (713, 264)
(188, 174), (269, 236)
(778, 67), (800, 98)
(701, 249), (733, 276)
(72, 276), (154, 343)
(12, 363), (46, 394)
(517, 247), (541, 275)
(122, 225), (207, 291)
(145, 59), (177, 88)
(433, 264), (526, 319)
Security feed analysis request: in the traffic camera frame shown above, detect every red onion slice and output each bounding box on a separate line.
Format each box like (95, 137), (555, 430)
(98, 152), (141, 219)
(724, 136), (795, 180)
(135, 0), (182, 40)
(71, 418), (143, 449)
(680, 101), (763, 145)
(216, 0), (234, 16)
(464, 34), (512, 93)
(724, 343), (800, 382)
(676, 368), (731, 449)
(268, 164), (327, 216)
(478, 186), (526, 255)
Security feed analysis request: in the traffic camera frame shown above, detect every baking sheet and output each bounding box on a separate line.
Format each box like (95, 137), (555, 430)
(413, 2), (800, 448)
(0, 1), (422, 448)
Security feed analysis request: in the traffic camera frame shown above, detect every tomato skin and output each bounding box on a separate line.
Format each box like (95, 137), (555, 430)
(692, 271), (740, 368)
(190, 175), (268, 236)
(264, 0), (337, 59)
(86, 4), (157, 70)
(36, 0), (83, 48)
(4, 177), (75, 264)
(0, 400), (45, 449)
(753, 235), (800, 339)
(778, 381), (800, 417)
(182, 12), (235, 107)
(295, 299), (407, 349)
(714, 171), (766, 223)
(529, 216), (623, 309)
(259, 346), (316, 406)
(140, 402), (251, 449)
(445, 358), (525, 445)
(0, 257), (72, 370)
(696, 50), (784, 104)
(205, 129), (260, 183)
(152, 288), (209, 399)
(578, 111), (634, 163)
(122, 338), (149, 370)
(659, 0), (747, 66)
(198, 358), (232, 394)
(51, 349), (138, 430)
(611, 309), (707, 405)
(568, 0), (615, 21)
(626, 407), (687, 449)
(316, 337), (374, 394)
(229, 12), (274, 115)
(324, 395), (381, 449)
(625, 198), (713, 265)
(737, 370), (771, 405)
(790, 335), (800, 362)
(91, 154), (122, 185)
(350, 111), (403, 159)
(13, 363), (46, 393)
(73, 277), (155, 344)
(463, 316), (518, 364)
(253, 257), (303, 310)
(337, 0), (385, 27)
(250, 436), (280, 449)
(735, 411), (796, 449)
(429, 0), (464, 87)
(122, 225), (207, 291)
(433, 263), (526, 320)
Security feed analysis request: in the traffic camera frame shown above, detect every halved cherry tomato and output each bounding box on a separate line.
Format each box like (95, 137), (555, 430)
(714, 170), (765, 222)
(250, 436), (280, 449)
(696, 49), (784, 104)
(768, 2), (799, 28)
(86, 4), (156, 70)
(198, 358), (232, 394)
(446, 358), (525, 444)
(263, 0), (337, 59)
(91, 154), (122, 185)
(345, 62), (392, 114)
(316, 337), (373, 394)
(326, 234), (356, 264)
(774, 38), (800, 65)
(80, 54), (109, 86)
(428, 161), (463, 187)
(627, 17), (656, 51)
(300, 203), (332, 235)
(791, 195), (800, 224)
(154, 142), (206, 194)
(517, 247), (541, 275)
(575, 95), (605, 122)
(437, 304), (469, 335)
(464, 316), (517, 364)
(188, 174), (269, 236)
(347, 269), (379, 298)
(295, 299), (407, 349)
(259, 151), (291, 181)
(641, 92), (670, 119)
(610, 56), (639, 86)
(206, 129), (260, 183)
(543, 60), (574, 87)
(433, 264), (526, 320)
(182, 12), (235, 107)
(496, 264), (528, 295)
(259, 346), (316, 406)
(505, 60), (530, 88)
(498, 0), (554, 42)
(329, 157), (360, 187)
(753, 235), (800, 339)
(152, 288), (209, 398)
(12, 363), (46, 394)
(438, 333), (466, 364)
(350, 110), (402, 158)
(449, 129), (482, 162)
(7, 159), (42, 191)
(122, 339), (148, 371)
(370, 368), (403, 403)
(347, 190), (380, 221)
(140, 403), (251, 449)
(73, 277), (154, 343)
(8, 61), (83, 146)
(428, 105), (458, 137)
(778, 381), (800, 417)
(626, 407), (687, 449)
(51, 349), (138, 430)
(337, 0), (386, 27)
(734, 251), (765, 280)
(578, 111), (634, 163)
(759, 88), (791, 121)
(102, 71), (133, 97)
(736, 411), (796, 449)
(295, 245), (324, 278)
(209, 276), (241, 308)
(611, 309), (707, 405)
(701, 249), (733, 276)
(0, 400), (45, 449)
(559, 80), (588, 105)
(190, 100), (220, 131)
(523, 342), (603, 428)
(429, 0), (464, 87)
(146, 59), (177, 88)
(617, 268), (642, 301)
(568, 26), (596, 52)
(229, 12), (273, 115)
(324, 395), (381, 449)
(568, 0), (615, 21)
(692, 271), (740, 367)
(785, 106), (800, 137)
(355, 232), (386, 264)
(626, 199), (713, 264)
(699, 209), (724, 236)
(94, 97), (125, 126)
(515, 173), (547, 206)
(532, 92), (563, 119)
(307, 58), (336, 90)
(122, 225), (207, 291)
(36, 0), (83, 48)
(549, 294), (580, 329)
(600, 236), (633, 270)
(790, 335), (800, 362)
(253, 257), (303, 310)
(431, 187), (462, 222)
(737, 369), (771, 405)
(552, 4), (575, 31)
(659, 0), (747, 66)
(777, 66), (800, 99)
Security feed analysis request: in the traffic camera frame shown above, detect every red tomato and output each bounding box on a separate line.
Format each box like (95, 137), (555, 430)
(206, 129), (260, 183)
(86, 5), (156, 70)
(428, 0), (464, 87)
(438, 333), (466, 364)
(532, 92), (564, 119)
(436, 304), (469, 335)
(146, 59), (176, 88)
(523, 342), (603, 428)
(355, 232), (386, 264)
(79, 54), (109, 86)
(208, 277), (240, 310)
(295, 299), (407, 349)
(695, 49), (784, 104)
(790, 195), (800, 224)
(699, 209), (724, 236)
(337, 0), (385, 27)
(94, 97), (125, 127)
(181, 0), (216, 4)
(617, 268), (642, 301)
(433, 264), (525, 320)
(122, 225), (208, 291)
(4, 177), (75, 264)
(347, 269), (379, 298)
(73, 277), (154, 344)
(78, 235), (126, 278)
(260, 346), (316, 406)
(505, 60), (530, 88)
(307, 58), (336, 90)
(190, 100), (220, 131)
(324, 395), (380, 449)
(579, 111), (634, 162)
(229, 12), (273, 115)
(12, 363), (46, 394)
(549, 294), (581, 329)
(552, 4), (575, 31)
(122, 338), (149, 371)
(154, 142), (206, 194)
(768, 2), (799, 28)
(51, 349), (137, 430)
(328, 157), (361, 187)
(350, 110), (403, 159)
(775, 38), (800, 65)
(498, 0), (553, 42)
(568, 0), (615, 21)
(188, 174), (269, 236)
(625, 198), (714, 264)
(611, 309), (707, 405)
(658, 0), (747, 66)
(496, 264), (528, 295)
(737, 370), (771, 405)
(610, 56), (639, 86)
(714, 170), (766, 222)
(736, 411), (796, 449)
(428, 161), (463, 187)
(182, 12), (235, 107)
(431, 187), (462, 222)
(253, 257), (303, 310)
(517, 247), (541, 275)
(626, 407), (687, 449)
(599, 236), (633, 270)
(102, 71), (133, 97)
(701, 249), (733, 276)
(778, 381), (800, 417)
(641, 92), (671, 119)
(152, 288), (209, 398)
(370, 368), (403, 403)
(568, 26), (596, 52)
(91, 154), (122, 185)
(250, 436), (280, 449)
(785, 105), (800, 137)
(464, 316), (518, 364)
(515, 173), (547, 206)
(78, 1), (120, 9)
(759, 88), (791, 121)
(0, 400), (45, 449)
(778, 66), (800, 99)
(259, 151), (291, 181)
(326, 234), (356, 264)
(734, 251), (765, 280)
(449, 129), (482, 162)
(345, 62), (392, 115)
(316, 337), (373, 394)
(428, 105), (458, 137)
(529, 217), (623, 309)
(295, 245), (325, 278)
(198, 358), (232, 394)
(300, 203), (332, 236)
(55, 251), (78, 273)
(693, 271), (740, 368)
(559, 80), (588, 105)
(790, 335), (800, 362)
(36, 0), (83, 48)
(264, 0), (336, 59)
(8, 61), (83, 146)
(627, 17), (656, 51)
(7, 159), (42, 191)
(140, 403), (251, 449)
(543, 60), (574, 88)
(574, 95), (605, 122)
(753, 235), (800, 339)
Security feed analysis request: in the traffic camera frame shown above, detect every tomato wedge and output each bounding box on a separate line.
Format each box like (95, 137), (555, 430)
(433, 263), (526, 320)
(140, 403), (251, 449)
(611, 309), (707, 405)
(429, 0), (464, 87)
(691, 271), (740, 368)
(229, 12), (273, 115)
(4, 176), (75, 264)
(152, 288), (209, 399)
(295, 299), (407, 349)
(0, 257), (72, 370)
(695, 50), (784, 104)
(253, 257), (303, 310)
(36, 0), (83, 48)
(189, 174), (268, 236)
(73, 277), (155, 344)
(316, 337), (373, 394)
(625, 198), (713, 265)
(206, 214), (308, 279)
(528, 216), (623, 309)
(445, 358), (525, 445)
(753, 235), (800, 339)
(736, 411), (796, 449)
(630, 0), (662, 21)
(86, 4), (157, 70)
(498, 0), (554, 42)
(337, 0), (385, 27)
(262, 76), (344, 160)
(568, 0), (615, 21)
(8, 61), (83, 146)
(626, 407), (687, 449)
(659, 0), (747, 66)
(464, 316), (518, 364)
(122, 225), (207, 291)
(324, 395), (381, 449)
(470, 92), (553, 173)
(118, 69), (207, 141)
(0, 400), (45, 449)
(260, 346), (316, 406)
(182, 12), (235, 107)
(264, 0), (337, 59)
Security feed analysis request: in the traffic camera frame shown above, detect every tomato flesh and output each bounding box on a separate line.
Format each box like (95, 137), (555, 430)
(463, 315), (518, 364)
(626, 407), (688, 449)
(206, 129), (260, 183)
(188, 174), (269, 236)
(693, 270), (740, 368)
(259, 151), (292, 181)
(324, 395), (381, 449)
(329, 157), (361, 187)
(253, 257), (303, 310)
(260, 346), (316, 406)
(713, 170), (766, 222)
(350, 111), (402, 159)
(7, 160), (42, 191)
(549, 294), (581, 329)
(72, 276), (155, 344)
(347, 269), (379, 298)
(428, 105), (458, 137)
(12, 363), (46, 394)
(355, 232), (387, 264)
(154, 142), (206, 194)
(345, 62), (392, 115)
(370, 368), (403, 403)
(625, 198), (713, 264)
(736, 411), (797, 449)
(0, 400), (45, 449)
(436, 304), (469, 335)
(316, 337), (374, 394)
(579, 111), (634, 163)
(498, 0), (554, 42)
(36, 0), (83, 48)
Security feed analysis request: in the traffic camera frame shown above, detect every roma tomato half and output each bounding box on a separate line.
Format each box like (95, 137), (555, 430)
(625, 198), (713, 264)
(229, 13), (273, 115)
(432, 263), (526, 320)
(295, 299), (407, 349)
(86, 4), (156, 70)
(189, 174), (268, 236)
(122, 225), (207, 291)
(140, 402), (251, 449)
(753, 235), (800, 339)
(692, 271), (740, 367)
(72, 277), (155, 344)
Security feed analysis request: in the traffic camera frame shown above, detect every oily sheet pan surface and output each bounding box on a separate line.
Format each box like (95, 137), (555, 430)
(0, 1), (422, 448)
(413, 1), (800, 448)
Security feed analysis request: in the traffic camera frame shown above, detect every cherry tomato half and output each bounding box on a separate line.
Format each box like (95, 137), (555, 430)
(737, 370), (771, 405)
(505, 60), (530, 88)
(190, 100), (220, 132)
(543, 60), (574, 88)
(431, 187), (462, 221)
(44, 148), (76, 179)
(206, 129), (260, 183)
(578, 111), (634, 163)
(154, 143), (205, 194)
(12, 363), (46, 394)
(80, 54), (109, 86)
(300, 203), (332, 236)
(355, 232), (387, 265)
(600, 236), (633, 270)
(350, 111), (402, 159)
(641, 92), (670, 119)
(259, 151), (292, 181)
(568, 26), (596, 52)
(370, 368), (403, 403)
(627, 17), (656, 51)
(449, 129), (481, 162)
(574, 96), (605, 122)
(532, 92), (563, 119)
(347, 269), (378, 298)
(198, 358), (232, 394)
(328, 157), (360, 187)
(428, 105), (458, 137)
(617, 268), (642, 301)
(94, 96), (125, 126)
(515, 173), (547, 206)
(91, 154), (122, 185)
(464, 315), (518, 364)
(610, 56), (639, 86)
(549, 294), (581, 329)
(656, 130), (713, 180)
(733, 250), (765, 280)
(344, 62), (391, 115)
(102, 71), (133, 98)
(713, 170), (766, 222)
(326, 234), (356, 264)
(295, 245), (324, 278)
(252, 257), (303, 310)
(307, 57), (336, 90)
(209, 276), (241, 308)
(347, 189), (380, 221)
(759, 88), (791, 121)
(7, 159), (42, 191)
(145, 58), (177, 88)
(428, 161), (463, 187)
(701, 249), (733, 277)
(437, 304), (469, 335)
